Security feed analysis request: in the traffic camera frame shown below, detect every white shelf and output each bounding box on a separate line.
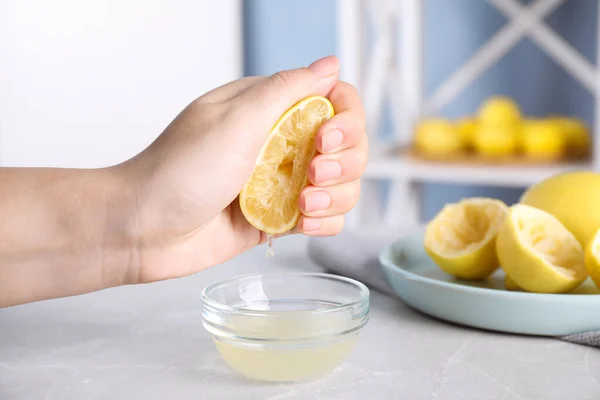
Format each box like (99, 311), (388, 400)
(364, 146), (593, 187)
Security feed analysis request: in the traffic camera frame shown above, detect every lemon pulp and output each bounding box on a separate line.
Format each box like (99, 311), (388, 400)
(240, 96), (334, 234)
(424, 198), (508, 280)
(496, 204), (587, 293)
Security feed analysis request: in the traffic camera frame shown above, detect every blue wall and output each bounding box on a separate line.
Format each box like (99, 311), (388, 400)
(244, 0), (597, 221)
(244, 0), (337, 74)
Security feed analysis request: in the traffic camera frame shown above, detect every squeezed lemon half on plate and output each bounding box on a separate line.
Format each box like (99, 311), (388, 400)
(504, 275), (520, 291)
(496, 204), (587, 294)
(585, 228), (600, 289)
(424, 197), (508, 280)
(239, 95), (334, 235)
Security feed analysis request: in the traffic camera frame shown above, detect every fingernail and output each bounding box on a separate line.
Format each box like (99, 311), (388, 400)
(315, 160), (342, 183)
(320, 129), (344, 152)
(308, 56), (338, 78)
(304, 191), (331, 212)
(302, 218), (323, 232)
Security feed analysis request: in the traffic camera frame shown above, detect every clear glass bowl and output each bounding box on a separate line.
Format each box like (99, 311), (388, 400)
(201, 272), (370, 382)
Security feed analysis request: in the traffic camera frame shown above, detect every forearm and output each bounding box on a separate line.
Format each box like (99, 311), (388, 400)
(0, 166), (136, 307)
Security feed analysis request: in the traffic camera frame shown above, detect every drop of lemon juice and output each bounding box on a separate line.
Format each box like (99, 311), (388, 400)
(266, 234), (275, 257)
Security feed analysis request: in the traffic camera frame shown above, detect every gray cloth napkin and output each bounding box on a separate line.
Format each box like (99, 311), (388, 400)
(307, 229), (600, 348)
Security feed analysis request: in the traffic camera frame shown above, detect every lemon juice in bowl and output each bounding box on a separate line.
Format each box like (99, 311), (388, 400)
(213, 310), (360, 382)
(201, 273), (369, 382)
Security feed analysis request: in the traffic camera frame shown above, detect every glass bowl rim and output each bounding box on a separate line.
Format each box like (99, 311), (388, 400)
(201, 272), (370, 316)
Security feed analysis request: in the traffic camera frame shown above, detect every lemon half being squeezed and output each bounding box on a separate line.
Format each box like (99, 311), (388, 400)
(239, 96), (334, 234)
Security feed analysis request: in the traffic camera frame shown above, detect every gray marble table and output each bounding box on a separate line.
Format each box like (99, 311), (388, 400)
(2, 235), (600, 400)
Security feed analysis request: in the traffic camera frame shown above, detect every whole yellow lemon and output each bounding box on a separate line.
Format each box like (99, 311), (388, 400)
(520, 171), (600, 245)
(478, 96), (521, 126)
(521, 119), (565, 160)
(473, 124), (519, 157)
(414, 118), (464, 156)
(456, 117), (478, 148)
(550, 116), (591, 157)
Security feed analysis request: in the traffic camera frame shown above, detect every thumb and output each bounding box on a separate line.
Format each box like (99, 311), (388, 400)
(233, 55), (340, 126)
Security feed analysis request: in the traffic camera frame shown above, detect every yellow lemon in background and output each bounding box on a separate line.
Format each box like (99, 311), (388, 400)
(456, 117), (478, 148)
(473, 124), (519, 157)
(496, 204), (587, 294)
(550, 116), (591, 157)
(477, 96), (521, 126)
(521, 119), (565, 160)
(424, 198), (508, 280)
(520, 171), (600, 246)
(414, 118), (464, 156)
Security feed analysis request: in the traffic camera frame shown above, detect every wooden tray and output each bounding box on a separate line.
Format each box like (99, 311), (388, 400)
(401, 145), (591, 166)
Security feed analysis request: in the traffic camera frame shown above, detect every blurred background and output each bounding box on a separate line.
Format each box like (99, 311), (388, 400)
(1, 0), (597, 222)
(246, 0), (597, 222)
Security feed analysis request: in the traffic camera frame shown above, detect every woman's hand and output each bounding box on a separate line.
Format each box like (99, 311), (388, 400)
(0, 56), (367, 307)
(122, 55), (368, 283)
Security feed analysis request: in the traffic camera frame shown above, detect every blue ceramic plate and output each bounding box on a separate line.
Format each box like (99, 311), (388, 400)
(379, 228), (600, 336)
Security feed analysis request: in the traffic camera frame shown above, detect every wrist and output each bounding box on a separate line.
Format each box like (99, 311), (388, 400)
(99, 164), (144, 288)
(0, 165), (145, 307)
